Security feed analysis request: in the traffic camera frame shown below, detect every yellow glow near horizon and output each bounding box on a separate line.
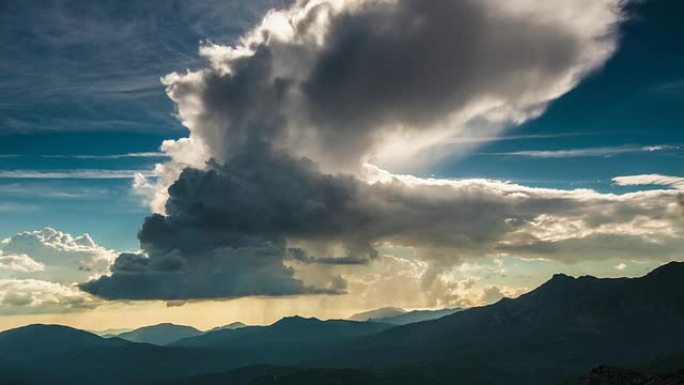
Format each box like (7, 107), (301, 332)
(0, 294), (374, 332)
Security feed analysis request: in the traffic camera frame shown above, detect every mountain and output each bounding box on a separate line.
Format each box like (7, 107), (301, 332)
(349, 307), (406, 321)
(375, 308), (463, 325)
(0, 324), (248, 385)
(208, 322), (247, 332)
(173, 316), (394, 349)
(116, 323), (203, 345)
(321, 262), (684, 383)
(0, 324), (123, 359)
(2, 262), (683, 385)
(349, 307), (463, 325)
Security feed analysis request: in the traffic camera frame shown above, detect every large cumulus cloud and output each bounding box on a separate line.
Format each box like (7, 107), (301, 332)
(159, 0), (623, 176)
(81, 0), (672, 301)
(84, 146), (684, 299)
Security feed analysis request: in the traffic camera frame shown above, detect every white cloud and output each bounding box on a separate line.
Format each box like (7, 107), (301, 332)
(613, 174), (684, 190)
(614, 262), (627, 271)
(0, 203), (39, 213)
(0, 228), (116, 314)
(342, 254), (528, 309)
(482, 145), (679, 158)
(140, 0), (626, 215)
(0, 279), (96, 314)
(0, 228), (116, 283)
(0, 169), (156, 179)
(0, 253), (45, 273)
(41, 152), (168, 160)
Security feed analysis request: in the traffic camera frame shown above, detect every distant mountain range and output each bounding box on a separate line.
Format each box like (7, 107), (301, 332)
(208, 321), (247, 332)
(349, 307), (463, 325)
(0, 262), (682, 385)
(105, 307), (457, 347)
(171, 316), (393, 349)
(116, 323), (203, 345)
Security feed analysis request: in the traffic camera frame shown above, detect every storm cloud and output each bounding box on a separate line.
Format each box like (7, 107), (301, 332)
(80, 0), (665, 300)
(83, 146), (684, 299)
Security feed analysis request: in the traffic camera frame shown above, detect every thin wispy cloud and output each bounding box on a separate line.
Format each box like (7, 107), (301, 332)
(480, 145), (679, 158)
(612, 174), (684, 190)
(0, 183), (110, 199)
(0, 203), (39, 213)
(442, 132), (605, 145)
(41, 152), (167, 160)
(652, 78), (684, 94)
(0, 169), (156, 179)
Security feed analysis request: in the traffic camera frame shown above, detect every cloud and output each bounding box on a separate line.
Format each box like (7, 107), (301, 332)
(0, 183), (110, 199)
(0, 228), (117, 314)
(329, 253), (527, 309)
(86, 0), (641, 301)
(41, 152), (168, 160)
(0, 279), (96, 314)
(0, 169), (156, 179)
(158, 0), (623, 174)
(1, 228), (116, 283)
(84, 147), (684, 300)
(482, 145), (679, 158)
(0, 253), (44, 273)
(613, 174), (684, 190)
(0, 203), (39, 213)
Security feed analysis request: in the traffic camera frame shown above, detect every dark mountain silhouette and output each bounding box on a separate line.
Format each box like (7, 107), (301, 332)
(1, 262), (682, 385)
(319, 262), (684, 383)
(0, 324), (124, 359)
(116, 323), (203, 345)
(348, 307), (463, 325)
(172, 316), (393, 348)
(208, 321), (247, 332)
(0, 326), (249, 385)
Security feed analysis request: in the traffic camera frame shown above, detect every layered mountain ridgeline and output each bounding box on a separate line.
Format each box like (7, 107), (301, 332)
(116, 323), (203, 345)
(0, 262), (682, 385)
(108, 322), (249, 346)
(171, 316), (393, 348)
(324, 262), (684, 383)
(208, 322), (248, 332)
(349, 307), (463, 325)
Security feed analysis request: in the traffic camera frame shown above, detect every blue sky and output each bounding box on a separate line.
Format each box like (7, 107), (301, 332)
(0, 0), (682, 329)
(0, 0), (286, 250)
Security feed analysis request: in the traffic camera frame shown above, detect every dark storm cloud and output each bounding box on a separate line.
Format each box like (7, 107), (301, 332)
(82, 0), (637, 300)
(82, 145), (684, 300)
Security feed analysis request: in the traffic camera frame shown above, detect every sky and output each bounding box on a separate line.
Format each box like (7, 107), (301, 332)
(0, 0), (682, 331)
